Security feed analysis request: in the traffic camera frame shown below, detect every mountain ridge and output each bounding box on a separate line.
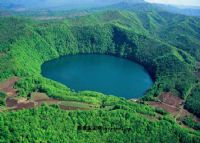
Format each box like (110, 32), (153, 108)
(0, 0), (145, 10)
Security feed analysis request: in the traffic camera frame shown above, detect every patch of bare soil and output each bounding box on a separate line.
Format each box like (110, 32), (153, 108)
(0, 77), (36, 111)
(148, 101), (180, 116)
(159, 92), (183, 107)
(148, 92), (187, 117)
(0, 77), (94, 111)
(148, 92), (200, 124)
(31, 92), (60, 106)
(6, 98), (18, 107)
(6, 97), (35, 110)
(14, 102), (35, 110)
(10, 93), (60, 110)
(0, 77), (19, 97)
(31, 92), (50, 101)
(5, 91), (92, 111)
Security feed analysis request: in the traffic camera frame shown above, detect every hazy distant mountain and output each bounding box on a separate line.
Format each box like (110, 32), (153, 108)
(106, 2), (200, 17)
(0, 0), (144, 10)
(0, 0), (199, 17)
(158, 4), (200, 17)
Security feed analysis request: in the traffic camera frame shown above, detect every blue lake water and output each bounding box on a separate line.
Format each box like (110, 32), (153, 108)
(41, 54), (153, 99)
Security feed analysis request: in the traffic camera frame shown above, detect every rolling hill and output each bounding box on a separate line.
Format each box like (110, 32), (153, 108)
(0, 2), (200, 143)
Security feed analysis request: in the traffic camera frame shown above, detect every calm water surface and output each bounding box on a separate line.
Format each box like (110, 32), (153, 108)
(41, 54), (153, 99)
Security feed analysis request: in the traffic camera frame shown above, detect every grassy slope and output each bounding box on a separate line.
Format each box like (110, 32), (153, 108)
(0, 9), (200, 142)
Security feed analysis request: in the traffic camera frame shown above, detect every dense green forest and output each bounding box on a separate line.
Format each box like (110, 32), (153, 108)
(0, 4), (200, 142)
(1, 105), (200, 143)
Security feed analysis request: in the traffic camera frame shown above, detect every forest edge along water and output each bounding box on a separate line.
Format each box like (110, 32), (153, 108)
(41, 54), (153, 99)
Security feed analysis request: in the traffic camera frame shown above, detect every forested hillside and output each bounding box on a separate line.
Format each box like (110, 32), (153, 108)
(0, 5), (200, 142)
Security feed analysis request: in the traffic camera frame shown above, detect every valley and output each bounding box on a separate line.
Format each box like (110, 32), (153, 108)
(0, 1), (200, 142)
